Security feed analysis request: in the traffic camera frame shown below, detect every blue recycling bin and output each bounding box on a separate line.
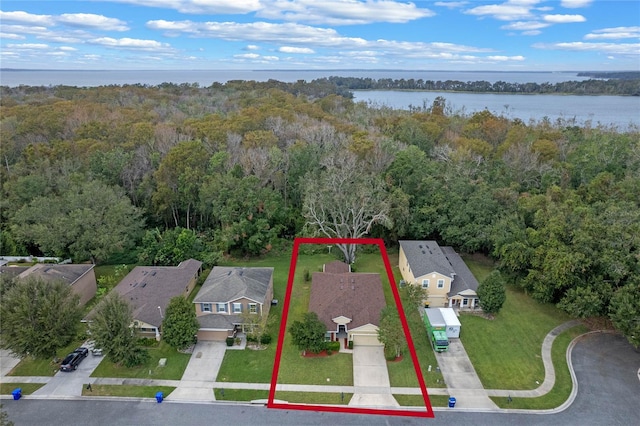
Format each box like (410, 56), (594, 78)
(448, 397), (456, 408)
(155, 391), (163, 403)
(12, 388), (22, 400)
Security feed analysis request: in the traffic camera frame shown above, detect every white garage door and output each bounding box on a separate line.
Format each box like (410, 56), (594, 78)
(352, 334), (382, 346)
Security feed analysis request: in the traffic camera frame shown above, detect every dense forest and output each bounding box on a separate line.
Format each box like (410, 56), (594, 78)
(0, 80), (638, 346)
(321, 76), (640, 95)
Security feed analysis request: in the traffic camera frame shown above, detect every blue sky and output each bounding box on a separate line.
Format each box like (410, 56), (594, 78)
(1, 1), (638, 71)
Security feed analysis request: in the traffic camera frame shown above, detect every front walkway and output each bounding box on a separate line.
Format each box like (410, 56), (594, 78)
(348, 345), (399, 408)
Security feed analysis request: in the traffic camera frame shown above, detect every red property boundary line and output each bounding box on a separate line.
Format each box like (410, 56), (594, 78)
(267, 237), (434, 418)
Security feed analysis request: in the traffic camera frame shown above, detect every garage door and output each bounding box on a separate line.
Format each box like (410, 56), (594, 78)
(352, 334), (382, 346)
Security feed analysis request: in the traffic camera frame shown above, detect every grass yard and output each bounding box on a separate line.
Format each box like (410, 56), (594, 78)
(491, 324), (589, 409)
(0, 383), (44, 395)
(214, 388), (268, 401)
(217, 345), (276, 383)
(393, 394), (450, 407)
(90, 341), (190, 380)
(275, 391), (354, 405)
(8, 338), (89, 377)
(460, 284), (573, 390)
(81, 384), (175, 398)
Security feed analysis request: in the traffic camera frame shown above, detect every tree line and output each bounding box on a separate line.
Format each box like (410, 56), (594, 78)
(0, 81), (638, 348)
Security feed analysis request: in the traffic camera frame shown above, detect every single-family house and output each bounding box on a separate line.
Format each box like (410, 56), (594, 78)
(87, 259), (202, 339)
(194, 266), (274, 341)
(16, 263), (97, 306)
(309, 260), (387, 348)
(399, 240), (480, 309)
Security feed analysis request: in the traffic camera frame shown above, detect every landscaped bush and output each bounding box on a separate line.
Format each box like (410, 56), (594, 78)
(137, 338), (159, 347)
(348, 340), (353, 350)
(325, 341), (340, 352)
(260, 334), (272, 344)
(226, 337), (235, 347)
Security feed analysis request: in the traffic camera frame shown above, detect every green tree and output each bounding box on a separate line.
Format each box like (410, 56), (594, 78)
(89, 293), (148, 367)
(477, 270), (507, 315)
(241, 309), (275, 349)
(609, 281), (640, 349)
(288, 312), (327, 354)
(0, 278), (82, 358)
(377, 306), (405, 359)
(138, 227), (204, 266)
(400, 283), (427, 312)
(161, 296), (199, 350)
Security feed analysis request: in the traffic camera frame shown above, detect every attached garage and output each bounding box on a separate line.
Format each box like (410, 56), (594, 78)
(196, 329), (230, 341)
(352, 333), (382, 346)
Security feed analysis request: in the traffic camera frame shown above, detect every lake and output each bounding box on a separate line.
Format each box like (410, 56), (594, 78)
(1, 69), (637, 130)
(352, 90), (640, 130)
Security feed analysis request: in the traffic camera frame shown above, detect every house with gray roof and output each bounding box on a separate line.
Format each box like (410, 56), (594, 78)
(194, 266), (274, 341)
(16, 263), (96, 305)
(309, 261), (386, 348)
(399, 240), (479, 309)
(87, 259), (202, 339)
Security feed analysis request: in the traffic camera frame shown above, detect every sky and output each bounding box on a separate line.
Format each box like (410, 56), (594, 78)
(0, 0), (638, 71)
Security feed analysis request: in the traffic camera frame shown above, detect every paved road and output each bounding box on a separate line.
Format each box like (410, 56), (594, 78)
(3, 332), (638, 425)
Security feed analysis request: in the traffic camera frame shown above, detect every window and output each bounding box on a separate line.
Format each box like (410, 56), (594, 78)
(232, 303), (242, 313)
(437, 279), (445, 289)
(248, 303), (257, 314)
(422, 279), (430, 288)
(201, 303), (212, 313)
(217, 303), (227, 313)
(462, 298), (468, 306)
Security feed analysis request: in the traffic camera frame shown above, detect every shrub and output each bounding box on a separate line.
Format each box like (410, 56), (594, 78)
(226, 337), (235, 347)
(246, 335), (257, 343)
(260, 334), (272, 345)
(325, 341), (340, 352)
(303, 268), (311, 282)
(137, 338), (159, 347)
(348, 340), (354, 350)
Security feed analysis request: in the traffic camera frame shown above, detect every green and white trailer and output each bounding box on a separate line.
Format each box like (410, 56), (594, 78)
(422, 308), (449, 352)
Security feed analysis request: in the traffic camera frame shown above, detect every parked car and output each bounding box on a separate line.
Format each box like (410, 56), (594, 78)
(60, 347), (89, 371)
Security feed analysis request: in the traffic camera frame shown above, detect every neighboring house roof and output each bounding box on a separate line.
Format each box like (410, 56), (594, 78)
(399, 240), (455, 278)
(194, 266), (273, 305)
(197, 314), (241, 330)
(17, 263), (94, 285)
(441, 247), (480, 296)
(309, 262), (386, 331)
(0, 266), (30, 279)
(94, 259), (202, 328)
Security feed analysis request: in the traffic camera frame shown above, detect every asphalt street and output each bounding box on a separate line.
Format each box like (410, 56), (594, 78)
(3, 332), (639, 426)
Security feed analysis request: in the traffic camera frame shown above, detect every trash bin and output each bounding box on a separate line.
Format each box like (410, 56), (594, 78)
(155, 391), (163, 403)
(12, 388), (22, 400)
(448, 397), (456, 408)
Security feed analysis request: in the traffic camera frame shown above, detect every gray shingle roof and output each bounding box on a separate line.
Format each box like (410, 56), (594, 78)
(399, 240), (455, 278)
(17, 263), (94, 285)
(89, 259), (202, 328)
(441, 246), (479, 295)
(194, 267), (273, 305)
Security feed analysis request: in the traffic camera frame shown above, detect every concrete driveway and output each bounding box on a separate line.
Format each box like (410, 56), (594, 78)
(32, 348), (104, 397)
(0, 349), (21, 377)
(166, 341), (226, 402)
(435, 339), (497, 410)
(348, 345), (399, 408)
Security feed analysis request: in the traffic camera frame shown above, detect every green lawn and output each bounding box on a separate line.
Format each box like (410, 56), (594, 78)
(460, 284), (573, 390)
(275, 391), (354, 405)
(0, 383), (44, 395)
(491, 324), (589, 409)
(81, 384), (176, 398)
(8, 338), (89, 377)
(90, 341), (190, 380)
(214, 388), (268, 401)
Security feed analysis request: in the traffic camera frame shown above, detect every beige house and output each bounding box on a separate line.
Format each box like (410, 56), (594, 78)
(194, 266), (274, 341)
(309, 261), (386, 348)
(87, 259), (202, 339)
(17, 263), (97, 306)
(399, 241), (480, 309)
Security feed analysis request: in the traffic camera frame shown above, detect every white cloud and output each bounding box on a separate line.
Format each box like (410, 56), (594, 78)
(59, 46), (78, 51)
(57, 13), (129, 31)
(279, 46), (315, 53)
(585, 26), (640, 40)
(245, 44), (260, 50)
(235, 53), (261, 59)
(464, 1), (539, 21)
(6, 43), (49, 49)
(543, 14), (586, 23)
(434, 1), (468, 9)
(258, 0), (434, 25)
(560, 0), (593, 8)
(89, 37), (174, 51)
(487, 55), (525, 61)
(533, 41), (640, 56)
(0, 10), (53, 26)
(521, 30), (541, 36)
(501, 21), (550, 31)
(0, 32), (25, 40)
(107, 0), (262, 14)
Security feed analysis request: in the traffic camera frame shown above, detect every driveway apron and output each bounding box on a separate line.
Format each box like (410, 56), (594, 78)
(31, 351), (103, 397)
(348, 345), (399, 408)
(435, 339), (498, 410)
(167, 341), (226, 402)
